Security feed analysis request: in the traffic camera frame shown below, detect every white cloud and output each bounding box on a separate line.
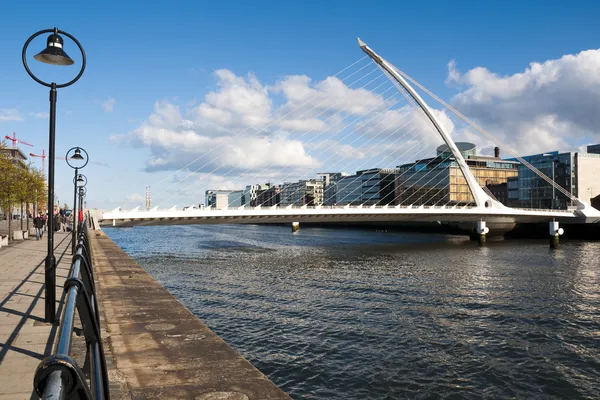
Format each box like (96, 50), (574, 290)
(125, 193), (144, 203)
(101, 98), (117, 112)
(31, 112), (49, 119)
(195, 69), (271, 129)
(447, 49), (600, 154)
(0, 109), (23, 122)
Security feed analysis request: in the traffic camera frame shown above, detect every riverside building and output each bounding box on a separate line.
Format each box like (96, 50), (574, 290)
(395, 143), (519, 206)
(280, 179), (324, 206)
(509, 148), (600, 209)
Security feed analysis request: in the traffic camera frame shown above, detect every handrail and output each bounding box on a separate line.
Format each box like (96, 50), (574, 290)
(33, 216), (110, 400)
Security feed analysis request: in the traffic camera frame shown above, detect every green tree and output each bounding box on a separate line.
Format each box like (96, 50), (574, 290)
(0, 147), (17, 237)
(0, 144), (47, 240)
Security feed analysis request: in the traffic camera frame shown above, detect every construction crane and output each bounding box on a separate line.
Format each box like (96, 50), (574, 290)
(4, 132), (33, 149)
(30, 149), (110, 177)
(29, 150), (47, 177)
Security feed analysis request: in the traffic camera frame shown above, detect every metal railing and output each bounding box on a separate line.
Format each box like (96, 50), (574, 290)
(33, 217), (110, 400)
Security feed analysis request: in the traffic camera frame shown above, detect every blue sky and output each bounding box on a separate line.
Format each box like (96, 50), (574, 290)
(1, 1), (600, 210)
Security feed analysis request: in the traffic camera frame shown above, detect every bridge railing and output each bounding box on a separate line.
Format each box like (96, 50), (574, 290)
(33, 217), (110, 400)
(108, 204), (578, 215)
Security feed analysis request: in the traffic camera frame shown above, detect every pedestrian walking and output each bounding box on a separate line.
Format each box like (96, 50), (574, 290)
(33, 212), (44, 240)
(62, 214), (68, 232)
(54, 213), (61, 232)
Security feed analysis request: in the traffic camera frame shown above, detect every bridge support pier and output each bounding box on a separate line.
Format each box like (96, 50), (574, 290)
(549, 220), (564, 249)
(476, 220), (489, 246)
(292, 222), (300, 233)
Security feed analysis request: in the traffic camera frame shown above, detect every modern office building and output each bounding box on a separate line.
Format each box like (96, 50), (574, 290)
(318, 172), (349, 205)
(357, 168), (399, 205)
(205, 189), (244, 209)
(243, 183), (271, 206)
(254, 185), (281, 207)
(280, 179), (324, 206)
(486, 182), (508, 205)
(510, 150), (600, 209)
(396, 143), (519, 206)
(333, 174), (363, 205)
(227, 190), (244, 207)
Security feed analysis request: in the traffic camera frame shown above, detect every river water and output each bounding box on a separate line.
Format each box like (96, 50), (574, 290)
(104, 224), (600, 399)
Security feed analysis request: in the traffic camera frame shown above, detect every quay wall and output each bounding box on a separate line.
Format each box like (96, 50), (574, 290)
(89, 229), (291, 399)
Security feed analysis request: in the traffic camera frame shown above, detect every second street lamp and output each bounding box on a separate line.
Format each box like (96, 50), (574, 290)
(23, 27), (86, 324)
(66, 147), (88, 254)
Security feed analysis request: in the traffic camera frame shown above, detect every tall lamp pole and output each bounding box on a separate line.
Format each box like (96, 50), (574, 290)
(23, 28), (86, 324)
(66, 147), (88, 254)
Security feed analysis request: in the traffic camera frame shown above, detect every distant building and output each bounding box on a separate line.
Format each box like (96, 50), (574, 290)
(396, 143), (519, 206)
(587, 144), (600, 154)
(280, 179), (324, 206)
(228, 190), (244, 208)
(205, 189), (242, 209)
(357, 168), (399, 205)
(507, 176), (519, 207)
(0, 147), (28, 169)
(333, 174), (363, 205)
(317, 172), (348, 205)
(255, 185), (281, 207)
(486, 182), (508, 205)
(244, 183), (271, 206)
(510, 150), (600, 209)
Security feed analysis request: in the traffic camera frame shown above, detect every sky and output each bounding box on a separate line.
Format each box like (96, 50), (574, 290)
(1, 0), (600, 210)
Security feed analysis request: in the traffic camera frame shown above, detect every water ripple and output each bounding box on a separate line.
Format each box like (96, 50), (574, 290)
(106, 224), (600, 399)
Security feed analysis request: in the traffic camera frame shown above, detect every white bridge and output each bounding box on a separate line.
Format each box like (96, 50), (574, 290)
(100, 204), (598, 227)
(100, 39), (600, 235)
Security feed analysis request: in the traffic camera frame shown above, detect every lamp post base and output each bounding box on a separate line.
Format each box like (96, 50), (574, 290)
(44, 254), (57, 323)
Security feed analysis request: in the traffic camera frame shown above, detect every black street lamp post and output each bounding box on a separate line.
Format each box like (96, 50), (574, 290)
(23, 28), (86, 324)
(66, 147), (88, 255)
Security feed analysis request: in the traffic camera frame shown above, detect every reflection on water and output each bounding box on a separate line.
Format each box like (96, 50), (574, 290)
(105, 224), (600, 399)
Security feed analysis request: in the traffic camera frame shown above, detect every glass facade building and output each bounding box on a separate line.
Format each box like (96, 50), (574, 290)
(396, 143), (519, 206)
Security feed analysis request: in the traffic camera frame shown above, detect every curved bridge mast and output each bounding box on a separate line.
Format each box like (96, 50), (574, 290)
(357, 38), (499, 209)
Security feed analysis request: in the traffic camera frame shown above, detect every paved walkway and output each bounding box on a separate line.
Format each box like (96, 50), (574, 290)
(0, 231), (72, 399)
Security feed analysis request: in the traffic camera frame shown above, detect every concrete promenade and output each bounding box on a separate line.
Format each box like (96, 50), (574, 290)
(91, 230), (291, 399)
(0, 230), (71, 399)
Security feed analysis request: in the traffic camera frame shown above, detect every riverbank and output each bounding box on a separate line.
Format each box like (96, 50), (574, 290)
(90, 229), (291, 399)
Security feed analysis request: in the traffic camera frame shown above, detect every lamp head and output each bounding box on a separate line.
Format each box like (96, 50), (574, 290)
(76, 174), (85, 184)
(34, 29), (74, 66)
(70, 148), (84, 160)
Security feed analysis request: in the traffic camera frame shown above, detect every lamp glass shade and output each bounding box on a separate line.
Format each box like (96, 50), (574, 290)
(76, 175), (85, 184)
(34, 33), (74, 66)
(70, 148), (84, 160)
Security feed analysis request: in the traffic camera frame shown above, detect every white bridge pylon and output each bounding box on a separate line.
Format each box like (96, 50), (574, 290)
(102, 39), (600, 228)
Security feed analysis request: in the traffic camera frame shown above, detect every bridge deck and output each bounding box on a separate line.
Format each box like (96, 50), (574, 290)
(100, 205), (582, 227)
